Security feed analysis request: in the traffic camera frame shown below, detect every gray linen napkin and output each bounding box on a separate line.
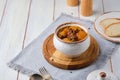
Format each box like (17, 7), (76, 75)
(8, 13), (117, 80)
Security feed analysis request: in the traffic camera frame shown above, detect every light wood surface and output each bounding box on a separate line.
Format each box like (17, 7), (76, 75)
(0, 0), (120, 80)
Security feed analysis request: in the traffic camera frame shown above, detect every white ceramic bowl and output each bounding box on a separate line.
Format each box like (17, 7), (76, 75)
(53, 22), (90, 57)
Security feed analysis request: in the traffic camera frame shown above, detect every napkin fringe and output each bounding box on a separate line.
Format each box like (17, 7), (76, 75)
(7, 62), (37, 75)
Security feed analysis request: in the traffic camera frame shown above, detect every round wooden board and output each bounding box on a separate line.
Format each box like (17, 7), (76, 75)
(42, 34), (99, 70)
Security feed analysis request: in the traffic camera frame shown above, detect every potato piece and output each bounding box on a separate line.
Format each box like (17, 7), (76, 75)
(70, 26), (80, 32)
(57, 27), (68, 38)
(77, 30), (87, 40)
(63, 38), (70, 42)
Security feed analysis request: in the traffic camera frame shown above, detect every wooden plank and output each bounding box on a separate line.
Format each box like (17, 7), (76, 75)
(101, 60), (112, 71)
(23, 0), (54, 47)
(111, 47), (120, 78)
(0, 0), (7, 26)
(103, 0), (120, 13)
(0, 0), (31, 80)
(54, 0), (79, 19)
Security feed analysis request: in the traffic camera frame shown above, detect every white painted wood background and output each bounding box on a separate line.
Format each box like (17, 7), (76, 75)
(0, 0), (120, 80)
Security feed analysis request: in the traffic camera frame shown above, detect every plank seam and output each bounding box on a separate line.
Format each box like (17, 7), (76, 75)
(101, 0), (105, 14)
(17, 0), (33, 80)
(53, 0), (56, 21)
(16, 70), (20, 80)
(101, 0), (114, 73)
(0, 0), (8, 27)
(110, 57), (113, 73)
(22, 0), (32, 49)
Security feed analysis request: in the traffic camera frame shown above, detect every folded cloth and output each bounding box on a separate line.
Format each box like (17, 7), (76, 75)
(7, 13), (117, 80)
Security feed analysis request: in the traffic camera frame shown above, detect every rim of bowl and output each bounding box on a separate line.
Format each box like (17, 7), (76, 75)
(54, 22), (89, 44)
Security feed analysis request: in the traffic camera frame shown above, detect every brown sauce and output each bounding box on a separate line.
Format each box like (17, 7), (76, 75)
(57, 26), (87, 42)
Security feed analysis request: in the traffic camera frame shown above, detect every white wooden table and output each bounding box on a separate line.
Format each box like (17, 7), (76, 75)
(0, 0), (120, 80)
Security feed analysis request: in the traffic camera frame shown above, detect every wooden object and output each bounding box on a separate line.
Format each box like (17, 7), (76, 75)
(67, 0), (79, 6)
(80, 0), (93, 16)
(42, 34), (99, 70)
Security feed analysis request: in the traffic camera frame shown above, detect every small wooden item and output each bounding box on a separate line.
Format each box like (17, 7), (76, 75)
(67, 0), (79, 7)
(80, 0), (93, 16)
(42, 34), (99, 70)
